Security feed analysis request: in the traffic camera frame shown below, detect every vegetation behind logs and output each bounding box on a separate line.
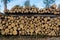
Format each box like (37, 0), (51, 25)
(0, 15), (60, 36)
(5, 4), (60, 14)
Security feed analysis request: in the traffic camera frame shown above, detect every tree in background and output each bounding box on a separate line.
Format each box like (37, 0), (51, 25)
(1, 0), (12, 11)
(58, 4), (60, 8)
(43, 0), (56, 8)
(32, 4), (36, 7)
(24, 0), (30, 7)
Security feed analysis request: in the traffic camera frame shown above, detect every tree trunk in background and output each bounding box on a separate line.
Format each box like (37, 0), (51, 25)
(45, 0), (50, 8)
(4, 0), (7, 11)
(46, 3), (50, 8)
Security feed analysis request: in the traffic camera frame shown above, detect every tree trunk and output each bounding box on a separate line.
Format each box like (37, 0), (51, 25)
(4, 0), (7, 11)
(46, 0), (50, 8)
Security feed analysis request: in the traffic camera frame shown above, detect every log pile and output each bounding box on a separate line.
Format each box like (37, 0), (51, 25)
(5, 4), (60, 14)
(0, 15), (60, 36)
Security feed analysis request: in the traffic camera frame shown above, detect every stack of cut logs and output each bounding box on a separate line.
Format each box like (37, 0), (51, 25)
(0, 15), (60, 36)
(5, 4), (60, 14)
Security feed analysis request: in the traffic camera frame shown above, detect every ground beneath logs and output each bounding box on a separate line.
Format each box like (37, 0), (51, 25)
(0, 36), (60, 40)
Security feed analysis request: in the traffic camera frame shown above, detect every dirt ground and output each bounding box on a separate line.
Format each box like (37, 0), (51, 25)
(0, 35), (60, 40)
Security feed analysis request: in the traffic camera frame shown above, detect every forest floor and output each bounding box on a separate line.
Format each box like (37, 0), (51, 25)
(0, 35), (60, 40)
